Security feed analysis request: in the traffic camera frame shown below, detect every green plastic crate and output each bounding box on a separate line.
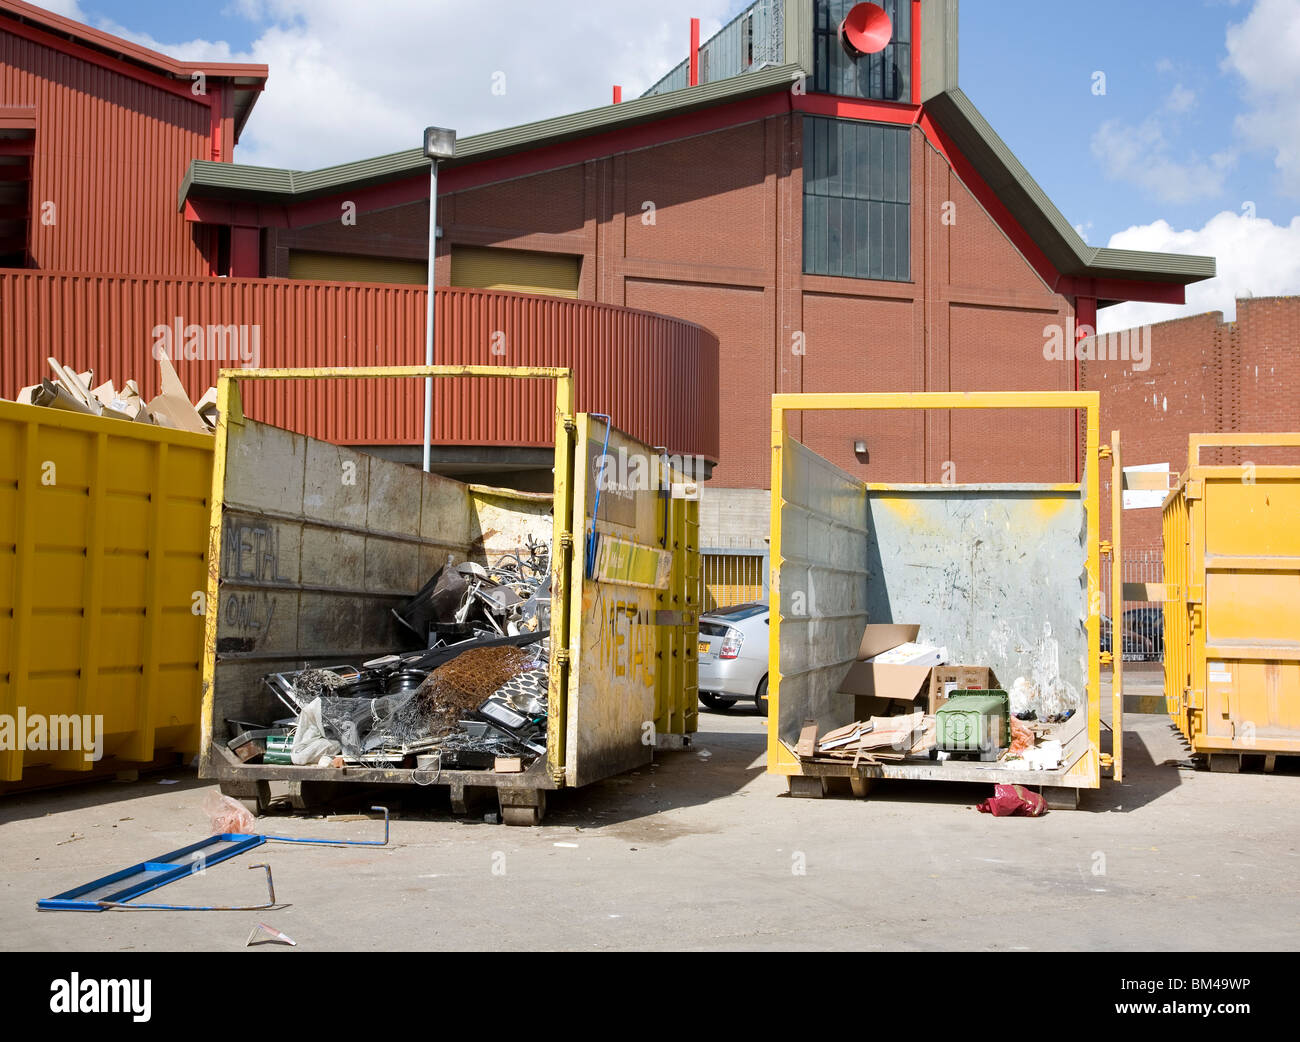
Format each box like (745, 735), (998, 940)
(936, 689), (1010, 756)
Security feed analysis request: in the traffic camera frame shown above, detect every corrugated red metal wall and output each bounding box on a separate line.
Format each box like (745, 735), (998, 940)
(0, 271), (721, 461)
(0, 28), (212, 274)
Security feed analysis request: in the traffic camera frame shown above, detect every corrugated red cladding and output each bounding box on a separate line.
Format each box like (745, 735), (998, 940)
(0, 271), (720, 460)
(0, 30), (213, 275)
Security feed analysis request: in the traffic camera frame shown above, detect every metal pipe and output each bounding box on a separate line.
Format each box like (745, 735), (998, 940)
(423, 161), (439, 473)
(264, 805), (390, 847)
(96, 864), (277, 911)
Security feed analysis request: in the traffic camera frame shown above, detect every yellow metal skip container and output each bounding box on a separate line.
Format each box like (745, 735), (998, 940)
(1162, 433), (1300, 767)
(767, 391), (1112, 808)
(199, 367), (698, 824)
(0, 401), (214, 786)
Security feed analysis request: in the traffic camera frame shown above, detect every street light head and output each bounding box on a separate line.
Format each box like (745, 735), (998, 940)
(423, 126), (457, 161)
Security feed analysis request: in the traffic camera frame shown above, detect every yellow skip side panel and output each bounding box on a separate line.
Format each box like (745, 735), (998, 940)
(1167, 433), (1300, 755)
(1, 401), (213, 784)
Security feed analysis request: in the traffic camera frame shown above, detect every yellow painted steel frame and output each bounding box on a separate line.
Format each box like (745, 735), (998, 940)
(199, 366), (576, 783)
(1108, 431), (1123, 782)
(767, 391), (1103, 785)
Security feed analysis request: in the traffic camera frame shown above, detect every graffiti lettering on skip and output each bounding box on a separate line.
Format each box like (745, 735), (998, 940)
(598, 599), (655, 687)
(222, 518), (286, 582)
(218, 518), (284, 651)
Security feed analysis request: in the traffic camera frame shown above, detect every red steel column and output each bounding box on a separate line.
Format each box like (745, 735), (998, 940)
(1075, 295), (1097, 480)
(689, 18), (700, 86)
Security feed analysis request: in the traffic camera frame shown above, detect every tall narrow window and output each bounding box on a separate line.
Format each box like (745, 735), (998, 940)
(0, 126), (35, 267)
(803, 117), (911, 282)
(813, 0), (911, 103)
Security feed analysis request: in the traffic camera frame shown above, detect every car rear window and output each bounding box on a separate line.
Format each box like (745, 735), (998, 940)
(707, 603), (767, 621)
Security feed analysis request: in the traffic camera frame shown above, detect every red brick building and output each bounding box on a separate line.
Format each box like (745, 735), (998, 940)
(178, 0), (1214, 544)
(1090, 296), (1300, 550)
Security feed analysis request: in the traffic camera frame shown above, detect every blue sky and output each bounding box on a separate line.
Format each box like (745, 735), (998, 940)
(40, 0), (1300, 329)
(962, 0), (1286, 242)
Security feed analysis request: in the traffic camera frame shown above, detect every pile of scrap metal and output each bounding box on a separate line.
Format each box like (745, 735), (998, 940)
(228, 549), (554, 773)
(394, 539), (551, 641)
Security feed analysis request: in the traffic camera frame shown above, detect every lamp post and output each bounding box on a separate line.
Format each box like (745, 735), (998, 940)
(422, 125), (456, 473)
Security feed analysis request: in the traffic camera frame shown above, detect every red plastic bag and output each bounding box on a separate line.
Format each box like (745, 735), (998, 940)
(977, 783), (1047, 817)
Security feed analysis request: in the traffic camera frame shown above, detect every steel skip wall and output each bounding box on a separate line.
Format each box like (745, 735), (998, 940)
(0, 271), (720, 462)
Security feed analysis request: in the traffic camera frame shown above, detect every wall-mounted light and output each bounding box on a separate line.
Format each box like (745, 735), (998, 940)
(853, 439), (869, 463)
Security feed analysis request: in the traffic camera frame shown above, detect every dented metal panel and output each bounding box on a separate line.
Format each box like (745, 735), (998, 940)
(773, 436), (869, 746)
(863, 488), (1088, 718)
(564, 416), (699, 787)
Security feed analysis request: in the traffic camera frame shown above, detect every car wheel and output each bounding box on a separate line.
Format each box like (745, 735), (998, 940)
(700, 692), (735, 711)
(754, 675), (769, 716)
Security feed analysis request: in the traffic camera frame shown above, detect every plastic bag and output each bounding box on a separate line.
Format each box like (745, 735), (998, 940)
(1009, 716), (1035, 756)
(977, 783), (1048, 817)
(292, 697), (341, 765)
(202, 790), (258, 834)
(1009, 676), (1036, 716)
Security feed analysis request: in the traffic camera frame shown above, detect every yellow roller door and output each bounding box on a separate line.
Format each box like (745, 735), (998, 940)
(287, 250), (428, 284)
(451, 246), (580, 298)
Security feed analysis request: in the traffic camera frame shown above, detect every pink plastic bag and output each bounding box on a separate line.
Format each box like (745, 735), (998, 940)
(203, 790), (258, 834)
(977, 783), (1048, 817)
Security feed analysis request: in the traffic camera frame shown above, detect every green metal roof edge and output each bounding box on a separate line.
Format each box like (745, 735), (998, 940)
(180, 64), (1215, 289)
(180, 62), (805, 211)
(927, 88), (1215, 283)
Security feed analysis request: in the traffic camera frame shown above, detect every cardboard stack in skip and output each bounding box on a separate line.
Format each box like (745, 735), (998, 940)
(838, 624), (944, 719)
(837, 624), (1001, 716)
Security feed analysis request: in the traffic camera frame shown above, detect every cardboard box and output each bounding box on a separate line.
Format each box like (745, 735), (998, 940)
(928, 665), (1000, 714)
(840, 624), (946, 720)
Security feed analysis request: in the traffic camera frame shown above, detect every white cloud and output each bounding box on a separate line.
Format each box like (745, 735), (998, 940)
(1097, 209), (1300, 332)
(1091, 113), (1234, 204)
(1223, 0), (1300, 195)
(31, 0), (85, 18)
(1165, 83), (1196, 113)
(84, 0), (736, 170)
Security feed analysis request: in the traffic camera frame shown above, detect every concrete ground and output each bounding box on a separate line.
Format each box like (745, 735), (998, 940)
(4, 672), (1298, 951)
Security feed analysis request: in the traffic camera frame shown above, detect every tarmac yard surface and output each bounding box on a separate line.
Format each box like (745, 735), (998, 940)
(4, 678), (1298, 952)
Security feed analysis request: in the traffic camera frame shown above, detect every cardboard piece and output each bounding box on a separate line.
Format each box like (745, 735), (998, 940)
(796, 719), (820, 759)
(814, 711), (926, 760)
(928, 665), (1001, 714)
(840, 623), (946, 719)
(141, 352), (208, 433)
(195, 386), (219, 429)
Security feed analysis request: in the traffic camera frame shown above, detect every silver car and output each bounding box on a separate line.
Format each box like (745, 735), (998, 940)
(697, 602), (769, 715)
